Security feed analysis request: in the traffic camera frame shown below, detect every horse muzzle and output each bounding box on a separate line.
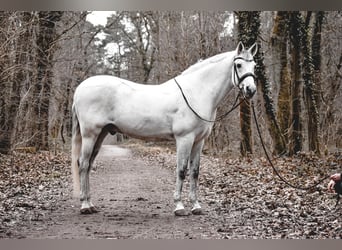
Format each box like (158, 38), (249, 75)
(243, 85), (256, 99)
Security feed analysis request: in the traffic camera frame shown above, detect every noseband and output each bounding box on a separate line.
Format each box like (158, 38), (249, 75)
(233, 56), (256, 90)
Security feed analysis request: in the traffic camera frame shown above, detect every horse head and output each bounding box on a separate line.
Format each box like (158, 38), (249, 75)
(232, 41), (258, 99)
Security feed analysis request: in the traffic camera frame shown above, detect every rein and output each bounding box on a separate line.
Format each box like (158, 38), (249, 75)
(251, 100), (330, 191)
(174, 78), (242, 123)
(175, 56), (331, 194)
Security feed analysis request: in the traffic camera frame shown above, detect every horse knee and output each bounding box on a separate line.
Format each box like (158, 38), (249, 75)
(177, 168), (187, 180)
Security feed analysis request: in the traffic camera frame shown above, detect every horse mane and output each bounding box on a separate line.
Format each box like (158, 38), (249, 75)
(181, 51), (232, 76)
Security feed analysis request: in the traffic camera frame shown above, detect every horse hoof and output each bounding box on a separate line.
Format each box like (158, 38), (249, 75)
(90, 206), (99, 213)
(80, 206), (98, 214)
(80, 208), (93, 214)
(174, 208), (189, 216)
(191, 207), (203, 215)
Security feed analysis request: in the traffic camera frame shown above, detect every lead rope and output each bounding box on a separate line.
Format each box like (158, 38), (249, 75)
(251, 100), (330, 191)
(175, 77), (332, 195)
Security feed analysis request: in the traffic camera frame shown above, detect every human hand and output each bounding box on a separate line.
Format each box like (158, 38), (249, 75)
(330, 173), (341, 182)
(328, 173), (342, 193)
(328, 179), (336, 193)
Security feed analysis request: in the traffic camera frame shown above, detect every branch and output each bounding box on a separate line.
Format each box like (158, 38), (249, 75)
(54, 12), (87, 43)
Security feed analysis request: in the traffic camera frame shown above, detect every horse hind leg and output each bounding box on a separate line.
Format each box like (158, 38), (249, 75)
(79, 127), (108, 214)
(78, 134), (96, 214)
(90, 127), (110, 167)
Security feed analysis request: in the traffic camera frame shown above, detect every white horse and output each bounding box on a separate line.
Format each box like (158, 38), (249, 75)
(71, 42), (257, 215)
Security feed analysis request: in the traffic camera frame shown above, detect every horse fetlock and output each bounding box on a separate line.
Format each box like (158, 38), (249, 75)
(175, 201), (184, 210)
(80, 192), (90, 202)
(174, 202), (188, 216)
(189, 193), (197, 204)
(191, 201), (202, 215)
(173, 191), (181, 203)
(80, 200), (98, 214)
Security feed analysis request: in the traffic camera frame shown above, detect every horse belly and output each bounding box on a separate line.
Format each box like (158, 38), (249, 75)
(114, 108), (175, 141)
(106, 89), (176, 140)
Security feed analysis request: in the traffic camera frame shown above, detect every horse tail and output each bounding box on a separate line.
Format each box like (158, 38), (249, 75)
(71, 104), (81, 198)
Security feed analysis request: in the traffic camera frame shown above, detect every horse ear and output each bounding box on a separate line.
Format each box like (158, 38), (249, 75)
(236, 41), (245, 55)
(249, 43), (258, 57)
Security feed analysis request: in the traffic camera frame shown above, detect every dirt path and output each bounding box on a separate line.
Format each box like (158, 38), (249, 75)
(16, 145), (221, 239)
(4, 144), (341, 239)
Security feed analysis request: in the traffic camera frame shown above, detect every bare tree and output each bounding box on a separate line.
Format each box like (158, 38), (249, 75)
(0, 12), (14, 154)
(27, 12), (63, 150)
(0, 12), (37, 153)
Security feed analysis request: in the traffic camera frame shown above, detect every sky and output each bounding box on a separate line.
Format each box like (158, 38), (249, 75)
(85, 11), (235, 58)
(86, 11), (119, 56)
(86, 11), (115, 26)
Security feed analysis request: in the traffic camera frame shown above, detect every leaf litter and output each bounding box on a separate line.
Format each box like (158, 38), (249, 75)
(0, 142), (341, 239)
(132, 142), (342, 239)
(0, 151), (70, 238)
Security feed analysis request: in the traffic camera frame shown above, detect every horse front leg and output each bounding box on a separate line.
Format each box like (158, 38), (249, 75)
(189, 140), (204, 215)
(174, 136), (193, 216)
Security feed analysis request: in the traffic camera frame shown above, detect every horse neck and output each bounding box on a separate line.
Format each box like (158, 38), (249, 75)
(179, 51), (235, 112)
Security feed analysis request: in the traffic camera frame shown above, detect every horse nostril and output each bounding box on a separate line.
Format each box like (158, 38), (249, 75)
(246, 86), (255, 97)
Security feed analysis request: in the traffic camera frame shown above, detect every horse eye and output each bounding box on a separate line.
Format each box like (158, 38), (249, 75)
(236, 63), (242, 69)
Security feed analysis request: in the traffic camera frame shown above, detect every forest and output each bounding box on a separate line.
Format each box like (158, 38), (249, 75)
(0, 11), (341, 157)
(0, 11), (342, 239)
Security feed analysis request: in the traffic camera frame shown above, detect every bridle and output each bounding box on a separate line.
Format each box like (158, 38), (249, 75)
(232, 56), (256, 92)
(174, 55), (256, 123)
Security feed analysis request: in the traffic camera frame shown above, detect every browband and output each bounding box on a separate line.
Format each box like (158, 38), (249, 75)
(234, 56), (254, 62)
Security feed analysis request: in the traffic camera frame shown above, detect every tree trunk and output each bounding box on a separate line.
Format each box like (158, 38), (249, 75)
(272, 11), (291, 146)
(301, 12), (321, 155)
(312, 11), (324, 108)
(237, 11), (255, 156)
(30, 11), (62, 150)
(239, 99), (253, 156)
(255, 45), (287, 155)
(237, 11), (286, 156)
(289, 12), (303, 155)
(311, 11), (324, 153)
